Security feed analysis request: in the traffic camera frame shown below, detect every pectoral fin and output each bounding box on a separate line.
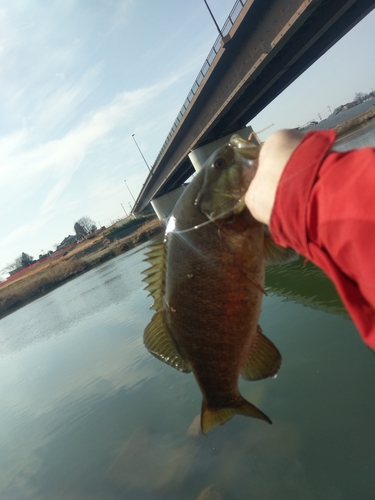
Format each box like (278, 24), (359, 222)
(263, 229), (298, 265)
(144, 310), (191, 373)
(241, 325), (281, 381)
(201, 397), (271, 434)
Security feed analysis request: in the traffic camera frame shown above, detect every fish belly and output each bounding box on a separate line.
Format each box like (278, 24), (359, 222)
(164, 218), (265, 406)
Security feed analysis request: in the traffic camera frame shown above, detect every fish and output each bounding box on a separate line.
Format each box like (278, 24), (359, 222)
(142, 133), (297, 434)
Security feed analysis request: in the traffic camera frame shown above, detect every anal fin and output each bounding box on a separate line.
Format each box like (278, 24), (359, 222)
(241, 325), (282, 381)
(144, 310), (191, 373)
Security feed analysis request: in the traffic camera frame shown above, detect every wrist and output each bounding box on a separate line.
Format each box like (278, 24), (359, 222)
(245, 129), (304, 225)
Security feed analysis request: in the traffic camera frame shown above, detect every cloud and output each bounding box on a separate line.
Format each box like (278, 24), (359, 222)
(0, 71), (181, 268)
(2, 72), (178, 184)
(29, 63), (104, 140)
(1, 215), (54, 260)
(0, 0), (205, 271)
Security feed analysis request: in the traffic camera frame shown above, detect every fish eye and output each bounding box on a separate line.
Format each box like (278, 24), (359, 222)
(213, 158), (226, 170)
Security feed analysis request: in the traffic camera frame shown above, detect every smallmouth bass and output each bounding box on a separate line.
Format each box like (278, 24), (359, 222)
(143, 133), (296, 434)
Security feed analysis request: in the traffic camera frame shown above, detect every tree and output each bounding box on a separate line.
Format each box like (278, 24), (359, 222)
(74, 216), (97, 239)
(1, 252), (34, 275)
(74, 222), (86, 240)
(18, 252), (34, 268)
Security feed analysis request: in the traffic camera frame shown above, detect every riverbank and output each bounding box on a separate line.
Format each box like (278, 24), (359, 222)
(0, 217), (164, 319)
(305, 97), (375, 134)
(2, 104), (375, 320)
(334, 105), (375, 137)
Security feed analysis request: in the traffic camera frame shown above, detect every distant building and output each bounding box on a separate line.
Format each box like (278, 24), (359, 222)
(57, 235), (77, 251)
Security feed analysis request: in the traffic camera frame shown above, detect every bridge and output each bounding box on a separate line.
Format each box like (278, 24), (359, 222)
(133, 0), (375, 214)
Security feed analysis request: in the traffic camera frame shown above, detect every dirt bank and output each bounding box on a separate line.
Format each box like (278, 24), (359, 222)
(0, 217), (164, 319)
(335, 105), (375, 137)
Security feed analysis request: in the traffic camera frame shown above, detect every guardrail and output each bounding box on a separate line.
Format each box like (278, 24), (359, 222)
(151, 0), (247, 169)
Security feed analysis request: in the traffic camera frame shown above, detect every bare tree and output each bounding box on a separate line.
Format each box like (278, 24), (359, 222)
(74, 216), (97, 239)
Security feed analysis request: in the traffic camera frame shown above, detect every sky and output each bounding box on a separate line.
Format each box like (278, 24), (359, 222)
(0, 0), (375, 277)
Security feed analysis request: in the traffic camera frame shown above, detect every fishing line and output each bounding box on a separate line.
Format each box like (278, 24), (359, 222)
(165, 202), (244, 236)
(164, 196), (268, 295)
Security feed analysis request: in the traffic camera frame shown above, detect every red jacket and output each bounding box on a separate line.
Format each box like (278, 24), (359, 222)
(270, 130), (375, 350)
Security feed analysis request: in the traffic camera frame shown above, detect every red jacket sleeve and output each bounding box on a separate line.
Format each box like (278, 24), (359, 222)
(270, 130), (375, 350)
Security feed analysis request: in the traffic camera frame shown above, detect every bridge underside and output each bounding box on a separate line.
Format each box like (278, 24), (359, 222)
(134, 0), (375, 214)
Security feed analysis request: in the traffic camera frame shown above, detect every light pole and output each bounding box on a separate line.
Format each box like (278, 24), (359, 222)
(202, 0), (231, 47)
(132, 134), (152, 173)
(120, 203), (128, 216)
(124, 179), (136, 203)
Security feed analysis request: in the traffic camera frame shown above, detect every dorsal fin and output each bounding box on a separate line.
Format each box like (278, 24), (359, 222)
(263, 228), (298, 265)
(142, 241), (166, 311)
(241, 325), (281, 381)
(144, 310), (191, 373)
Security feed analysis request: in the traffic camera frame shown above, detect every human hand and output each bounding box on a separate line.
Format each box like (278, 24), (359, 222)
(245, 129), (304, 225)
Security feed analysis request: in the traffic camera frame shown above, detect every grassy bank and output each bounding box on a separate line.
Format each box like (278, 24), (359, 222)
(0, 217), (164, 318)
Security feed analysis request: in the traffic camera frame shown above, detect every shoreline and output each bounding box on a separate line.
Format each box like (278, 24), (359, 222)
(0, 217), (164, 319)
(334, 105), (375, 138)
(2, 105), (375, 319)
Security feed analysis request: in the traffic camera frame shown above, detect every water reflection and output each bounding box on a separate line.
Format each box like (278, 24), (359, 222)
(0, 247), (147, 358)
(266, 257), (347, 316)
(0, 244), (158, 499)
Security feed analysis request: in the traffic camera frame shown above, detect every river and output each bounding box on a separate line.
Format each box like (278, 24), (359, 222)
(0, 128), (374, 499)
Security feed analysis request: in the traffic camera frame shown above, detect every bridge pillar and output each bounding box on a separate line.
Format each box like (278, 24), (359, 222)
(188, 125), (255, 171)
(150, 125), (257, 220)
(150, 186), (186, 220)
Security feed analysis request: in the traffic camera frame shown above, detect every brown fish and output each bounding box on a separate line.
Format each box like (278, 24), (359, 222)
(143, 133), (296, 434)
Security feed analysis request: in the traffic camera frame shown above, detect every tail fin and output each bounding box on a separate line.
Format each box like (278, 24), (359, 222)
(201, 397), (272, 434)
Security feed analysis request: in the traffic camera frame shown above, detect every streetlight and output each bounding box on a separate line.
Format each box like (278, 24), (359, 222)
(120, 203), (128, 216)
(124, 179), (136, 203)
(202, 0), (231, 47)
(132, 134), (152, 173)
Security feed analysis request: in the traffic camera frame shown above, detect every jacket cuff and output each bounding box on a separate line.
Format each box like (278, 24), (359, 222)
(269, 129), (337, 256)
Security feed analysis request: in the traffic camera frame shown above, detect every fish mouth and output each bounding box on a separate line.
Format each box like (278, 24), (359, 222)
(232, 196), (246, 215)
(197, 191), (244, 221)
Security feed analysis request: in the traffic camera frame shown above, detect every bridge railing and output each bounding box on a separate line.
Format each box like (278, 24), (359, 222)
(151, 0), (247, 170)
